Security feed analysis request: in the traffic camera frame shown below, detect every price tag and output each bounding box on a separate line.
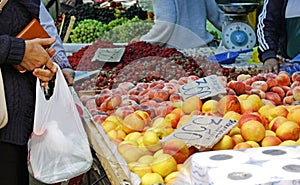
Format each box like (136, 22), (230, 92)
(92, 47), (125, 63)
(180, 75), (226, 101)
(74, 70), (100, 82)
(162, 116), (237, 149)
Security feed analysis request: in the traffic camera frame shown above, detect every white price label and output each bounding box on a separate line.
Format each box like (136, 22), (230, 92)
(162, 116), (237, 149)
(180, 75), (226, 100)
(92, 47), (125, 63)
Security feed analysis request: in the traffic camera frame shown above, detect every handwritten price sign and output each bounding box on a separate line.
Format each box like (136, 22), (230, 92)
(180, 75), (226, 101)
(92, 47), (125, 63)
(162, 116), (237, 149)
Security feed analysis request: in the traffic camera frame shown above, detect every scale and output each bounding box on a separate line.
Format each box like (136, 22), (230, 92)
(217, 2), (260, 51)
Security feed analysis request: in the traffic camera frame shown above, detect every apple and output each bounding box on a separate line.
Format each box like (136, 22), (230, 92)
(163, 139), (190, 164)
(240, 120), (265, 142)
(151, 153), (177, 177)
(124, 132), (142, 142)
(238, 112), (263, 128)
(276, 121), (300, 141)
(182, 96), (203, 114)
(261, 136), (282, 147)
(238, 94), (263, 113)
(217, 95), (241, 115)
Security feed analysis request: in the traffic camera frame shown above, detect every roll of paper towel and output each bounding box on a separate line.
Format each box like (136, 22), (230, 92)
(262, 158), (300, 183)
(192, 149), (250, 168)
(208, 163), (272, 185)
(244, 146), (299, 162)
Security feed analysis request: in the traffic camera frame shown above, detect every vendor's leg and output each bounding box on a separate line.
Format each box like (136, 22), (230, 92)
(0, 141), (29, 185)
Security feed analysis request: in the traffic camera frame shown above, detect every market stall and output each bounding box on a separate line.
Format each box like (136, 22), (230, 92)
(59, 1), (300, 185)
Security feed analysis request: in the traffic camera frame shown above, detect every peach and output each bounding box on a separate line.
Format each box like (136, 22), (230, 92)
(268, 116), (288, 132)
(202, 99), (218, 113)
(93, 114), (108, 124)
(223, 111), (242, 121)
(279, 140), (299, 146)
(276, 121), (300, 141)
(114, 106), (135, 120)
(281, 86), (291, 93)
(164, 113), (181, 128)
(233, 142), (252, 149)
(163, 139), (190, 164)
(231, 134), (245, 145)
(122, 111), (149, 134)
(237, 74), (251, 81)
(283, 95), (296, 105)
(240, 120), (265, 142)
(251, 81), (268, 92)
(266, 106), (289, 123)
(212, 135), (234, 150)
(182, 96), (203, 114)
(164, 171), (179, 185)
(276, 73), (291, 86)
(270, 86), (285, 100)
(217, 95), (241, 115)
(266, 78), (278, 89)
(248, 89), (266, 99)
(244, 78), (253, 85)
(261, 136), (282, 147)
(291, 81), (300, 89)
(238, 94), (263, 113)
(265, 91), (282, 105)
(176, 115), (192, 129)
(228, 126), (241, 136)
(148, 89), (169, 102)
(265, 130), (276, 137)
(258, 104), (275, 119)
(143, 130), (163, 152)
(227, 80), (237, 89)
(286, 107), (300, 125)
(245, 140), (260, 147)
(117, 142), (145, 163)
(237, 113), (263, 128)
(234, 81), (246, 95)
(264, 72), (277, 79)
(292, 86), (300, 101)
(291, 71), (300, 82)
(169, 93), (183, 102)
(151, 153), (177, 177)
(227, 88), (236, 95)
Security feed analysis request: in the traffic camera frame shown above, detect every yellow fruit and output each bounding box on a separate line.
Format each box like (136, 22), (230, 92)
(151, 153), (177, 177)
(141, 173), (164, 185)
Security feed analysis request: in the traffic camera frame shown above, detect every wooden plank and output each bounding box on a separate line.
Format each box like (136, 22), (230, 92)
(70, 87), (131, 185)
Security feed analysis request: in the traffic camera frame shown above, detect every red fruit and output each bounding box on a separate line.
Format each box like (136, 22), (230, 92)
(234, 81), (246, 95)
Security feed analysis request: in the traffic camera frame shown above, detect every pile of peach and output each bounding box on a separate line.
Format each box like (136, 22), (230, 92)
(79, 71), (300, 184)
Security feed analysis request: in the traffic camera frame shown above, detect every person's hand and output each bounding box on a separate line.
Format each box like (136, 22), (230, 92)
(62, 68), (75, 86)
(21, 38), (57, 72)
(21, 38), (58, 87)
(263, 58), (279, 73)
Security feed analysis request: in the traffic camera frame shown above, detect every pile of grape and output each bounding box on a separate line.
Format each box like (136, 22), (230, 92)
(99, 18), (154, 43)
(119, 3), (148, 20)
(60, 3), (116, 41)
(70, 19), (108, 43)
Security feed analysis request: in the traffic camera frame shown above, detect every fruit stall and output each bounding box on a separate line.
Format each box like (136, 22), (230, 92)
(58, 1), (300, 185)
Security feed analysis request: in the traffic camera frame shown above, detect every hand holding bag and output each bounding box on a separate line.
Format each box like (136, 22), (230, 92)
(0, 68), (8, 128)
(28, 64), (93, 184)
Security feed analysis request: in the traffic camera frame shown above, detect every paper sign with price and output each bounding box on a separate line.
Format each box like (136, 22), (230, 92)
(92, 47), (125, 63)
(180, 75), (226, 100)
(162, 116), (237, 149)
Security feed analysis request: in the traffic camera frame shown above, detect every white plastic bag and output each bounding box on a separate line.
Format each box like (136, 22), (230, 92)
(28, 64), (93, 184)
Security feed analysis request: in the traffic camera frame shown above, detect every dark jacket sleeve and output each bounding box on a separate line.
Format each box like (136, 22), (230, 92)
(0, 35), (25, 65)
(257, 0), (285, 63)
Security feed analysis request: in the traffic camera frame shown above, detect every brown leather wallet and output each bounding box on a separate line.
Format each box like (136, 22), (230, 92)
(15, 18), (50, 73)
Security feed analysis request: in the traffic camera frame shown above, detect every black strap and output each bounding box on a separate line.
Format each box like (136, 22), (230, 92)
(45, 0), (59, 19)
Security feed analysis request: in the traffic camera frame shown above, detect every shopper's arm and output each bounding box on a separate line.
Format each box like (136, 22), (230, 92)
(205, 0), (225, 31)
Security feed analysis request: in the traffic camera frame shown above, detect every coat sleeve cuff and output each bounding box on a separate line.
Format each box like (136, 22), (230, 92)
(52, 52), (72, 69)
(259, 50), (278, 63)
(7, 38), (25, 65)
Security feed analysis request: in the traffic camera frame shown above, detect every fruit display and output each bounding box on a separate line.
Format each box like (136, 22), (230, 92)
(77, 69), (300, 184)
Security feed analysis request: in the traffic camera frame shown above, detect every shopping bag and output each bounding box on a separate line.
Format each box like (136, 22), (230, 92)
(0, 68), (8, 128)
(28, 64), (93, 184)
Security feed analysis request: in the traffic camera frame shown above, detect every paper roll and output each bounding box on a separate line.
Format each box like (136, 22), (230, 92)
(208, 164), (272, 185)
(244, 146), (299, 162)
(192, 150), (250, 168)
(262, 158), (300, 182)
